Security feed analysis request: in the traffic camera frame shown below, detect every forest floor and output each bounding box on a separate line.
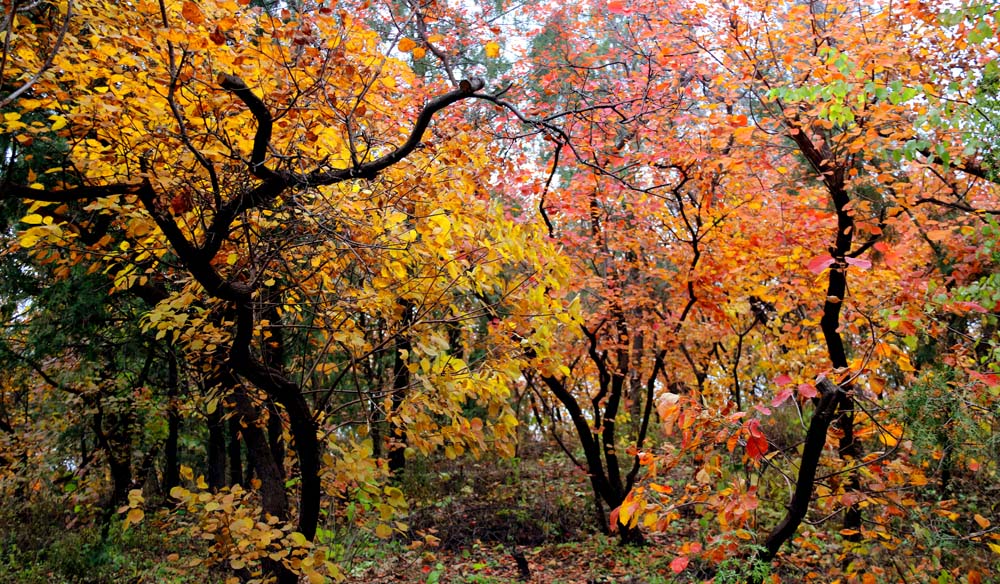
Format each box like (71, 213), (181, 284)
(2, 445), (996, 583)
(339, 451), (698, 584)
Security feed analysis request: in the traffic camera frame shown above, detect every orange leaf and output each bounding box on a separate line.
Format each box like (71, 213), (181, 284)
(398, 38), (417, 52)
(926, 228), (951, 241)
(181, 2), (205, 25)
(973, 513), (990, 529)
(608, 0), (627, 14)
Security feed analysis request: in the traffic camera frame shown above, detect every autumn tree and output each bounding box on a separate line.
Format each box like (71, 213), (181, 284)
(1, 0), (563, 580)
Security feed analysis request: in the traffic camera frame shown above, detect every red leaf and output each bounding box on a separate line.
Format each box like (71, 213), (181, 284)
(670, 555), (690, 574)
(774, 374), (793, 386)
(608, 506), (621, 533)
(797, 383), (818, 398)
(745, 419), (768, 461)
(771, 387), (792, 407)
(753, 404), (771, 416)
(807, 254), (835, 274)
(844, 256), (872, 270)
(970, 371), (1000, 387)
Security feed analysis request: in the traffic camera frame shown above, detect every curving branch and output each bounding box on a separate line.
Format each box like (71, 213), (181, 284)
(0, 0), (74, 109)
(308, 78), (486, 183)
(218, 73), (279, 181)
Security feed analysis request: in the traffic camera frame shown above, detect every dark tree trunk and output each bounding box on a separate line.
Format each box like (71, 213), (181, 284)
(231, 303), (322, 541)
(231, 384), (297, 584)
(228, 413), (244, 487)
(108, 449), (133, 507)
(760, 378), (843, 565)
(388, 300), (413, 475)
(206, 407), (226, 491)
(790, 124), (863, 539)
(164, 354), (180, 492)
(265, 401), (286, 479)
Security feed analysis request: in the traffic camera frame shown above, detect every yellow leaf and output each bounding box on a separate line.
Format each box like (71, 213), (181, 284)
(49, 115), (68, 130)
(895, 354), (915, 372)
(18, 233), (39, 248)
(375, 523), (393, 538)
(618, 491), (638, 527)
(428, 213), (451, 242)
(485, 41), (500, 58)
(988, 542), (1000, 555)
(124, 508), (144, 530)
(21, 213), (44, 225)
(398, 38), (417, 52)
(226, 253), (238, 265)
(500, 412), (518, 428)
(389, 261), (407, 279)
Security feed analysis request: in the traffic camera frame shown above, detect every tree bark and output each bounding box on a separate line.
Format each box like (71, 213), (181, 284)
(760, 377), (842, 564)
(207, 407), (226, 491)
(228, 413), (244, 487)
(388, 299), (413, 475)
(164, 353), (181, 492)
(231, 384), (297, 584)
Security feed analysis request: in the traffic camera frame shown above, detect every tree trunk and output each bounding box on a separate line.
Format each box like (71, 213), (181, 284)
(206, 407), (226, 491)
(228, 413), (244, 487)
(388, 300), (413, 475)
(164, 354), (180, 492)
(266, 400), (286, 479)
(231, 384), (297, 584)
(760, 378), (842, 565)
